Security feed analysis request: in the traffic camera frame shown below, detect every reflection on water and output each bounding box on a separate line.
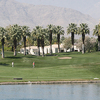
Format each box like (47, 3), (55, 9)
(0, 83), (100, 100)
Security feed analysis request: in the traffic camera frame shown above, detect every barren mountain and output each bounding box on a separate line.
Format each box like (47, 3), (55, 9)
(0, 0), (98, 33)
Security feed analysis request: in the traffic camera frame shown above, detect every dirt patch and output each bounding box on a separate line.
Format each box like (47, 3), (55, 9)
(58, 57), (72, 59)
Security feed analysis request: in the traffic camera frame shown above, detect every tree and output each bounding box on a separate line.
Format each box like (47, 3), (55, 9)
(55, 26), (64, 53)
(47, 24), (55, 55)
(67, 23), (77, 51)
(52, 35), (57, 44)
(4, 39), (12, 51)
(40, 28), (47, 57)
(0, 27), (6, 58)
(63, 37), (71, 52)
(31, 26), (42, 56)
(26, 36), (33, 45)
(6, 24), (22, 56)
(75, 38), (82, 51)
(78, 23), (90, 54)
(60, 36), (65, 43)
(76, 36), (96, 52)
(85, 37), (97, 52)
(0, 41), (1, 50)
(93, 24), (100, 51)
(21, 26), (30, 55)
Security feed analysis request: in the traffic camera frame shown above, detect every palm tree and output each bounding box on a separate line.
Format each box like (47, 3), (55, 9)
(55, 26), (64, 53)
(78, 23), (90, 54)
(41, 28), (47, 57)
(0, 27), (6, 58)
(47, 24), (55, 55)
(93, 24), (100, 51)
(21, 26), (30, 55)
(67, 23), (77, 51)
(6, 24), (22, 56)
(31, 26), (42, 56)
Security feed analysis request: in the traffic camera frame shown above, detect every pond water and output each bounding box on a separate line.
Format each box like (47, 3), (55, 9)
(0, 83), (100, 100)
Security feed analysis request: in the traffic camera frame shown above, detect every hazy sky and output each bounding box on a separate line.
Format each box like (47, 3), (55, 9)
(15, 0), (100, 14)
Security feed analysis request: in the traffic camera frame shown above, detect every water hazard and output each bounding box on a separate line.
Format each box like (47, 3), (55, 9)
(0, 83), (100, 100)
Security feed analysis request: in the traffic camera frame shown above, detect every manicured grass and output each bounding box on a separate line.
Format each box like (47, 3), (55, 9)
(0, 51), (100, 82)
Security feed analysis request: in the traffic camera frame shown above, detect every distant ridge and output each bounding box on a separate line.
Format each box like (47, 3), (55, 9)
(0, 0), (98, 33)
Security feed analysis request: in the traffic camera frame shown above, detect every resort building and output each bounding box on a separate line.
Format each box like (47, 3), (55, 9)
(20, 44), (64, 55)
(20, 44), (80, 55)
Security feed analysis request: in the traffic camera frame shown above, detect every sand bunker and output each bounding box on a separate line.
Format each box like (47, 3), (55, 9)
(58, 57), (72, 59)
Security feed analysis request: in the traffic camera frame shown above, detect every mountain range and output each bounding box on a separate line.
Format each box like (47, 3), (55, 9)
(0, 0), (98, 36)
(15, 0), (100, 19)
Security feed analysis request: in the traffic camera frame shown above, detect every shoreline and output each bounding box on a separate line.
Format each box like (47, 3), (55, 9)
(0, 80), (100, 85)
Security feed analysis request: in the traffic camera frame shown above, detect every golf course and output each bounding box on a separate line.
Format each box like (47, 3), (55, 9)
(0, 51), (100, 82)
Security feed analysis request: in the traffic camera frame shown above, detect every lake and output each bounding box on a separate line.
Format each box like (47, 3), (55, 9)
(0, 83), (100, 100)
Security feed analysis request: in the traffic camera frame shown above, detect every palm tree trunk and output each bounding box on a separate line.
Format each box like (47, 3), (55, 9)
(82, 44), (85, 54)
(23, 36), (26, 55)
(37, 38), (40, 56)
(27, 39), (31, 54)
(14, 38), (17, 56)
(57, 34), (60, 53)
(71, 32), (74, 52)
(98, 35), (100, 51)
(12, 45), (14, 52)
(50, 31), (52, 55)
(82, 33), (85, 54)
(28, 42), (30, 54)
(37, 46), (40, 56)
(41, 36), (44, 57)
(50, 43), (52, 55)
(42, 47), (44, 57)
(1, 38), (4, 58)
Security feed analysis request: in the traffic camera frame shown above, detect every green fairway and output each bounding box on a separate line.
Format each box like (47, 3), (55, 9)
(0, 51), (100, 82)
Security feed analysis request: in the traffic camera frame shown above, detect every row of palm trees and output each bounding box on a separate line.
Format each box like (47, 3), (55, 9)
(0, 23), (100, 58)
(31, 25), (64, 57)
(68, 23), (100, 53)
(0, 24), (64, 58)
(67, 23), (90, 54)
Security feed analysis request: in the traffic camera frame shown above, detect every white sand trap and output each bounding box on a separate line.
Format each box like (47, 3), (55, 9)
(58, 57), (72, 59)
(94, 78), (99, 80)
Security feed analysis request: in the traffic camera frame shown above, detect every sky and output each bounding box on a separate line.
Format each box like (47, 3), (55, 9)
(15, 0), (100, 17)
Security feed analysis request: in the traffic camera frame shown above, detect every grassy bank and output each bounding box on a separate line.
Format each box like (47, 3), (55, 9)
(0, 51), (100, 82)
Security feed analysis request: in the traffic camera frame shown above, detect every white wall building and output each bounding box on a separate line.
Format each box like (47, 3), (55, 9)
(20, 46), (38, 55)
(20, 44), (64, 55)
(20, 44), (80, 55)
